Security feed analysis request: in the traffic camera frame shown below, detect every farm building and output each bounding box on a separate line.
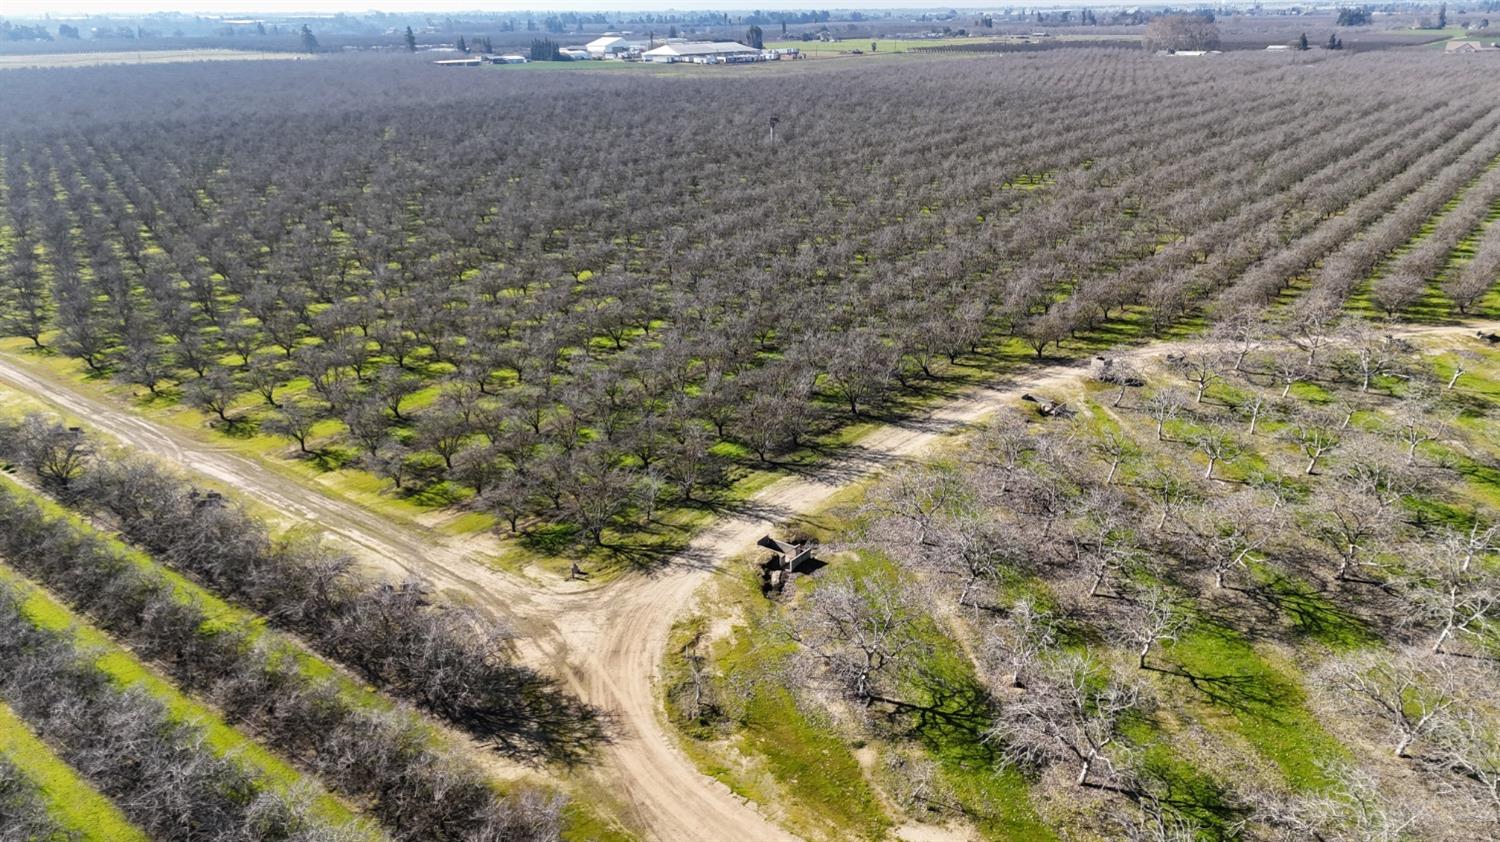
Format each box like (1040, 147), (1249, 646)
(491, 54), (528, 64)
(586, 36), (634, 58)
(1445, 40), (1500, 53)
(641, 42), (761, 64)
(432, 57), (484, 66)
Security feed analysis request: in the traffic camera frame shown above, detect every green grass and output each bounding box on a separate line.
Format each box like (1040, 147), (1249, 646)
(1246, 562), (1375, 650)
(1119, 718), (1245, 837)
(0, 701), (148, 842)
(898, 622), (1054, 841)
(1162, 624), (1344, 790)
(560, 800), (637, 842)
(715, 631), (890, 840)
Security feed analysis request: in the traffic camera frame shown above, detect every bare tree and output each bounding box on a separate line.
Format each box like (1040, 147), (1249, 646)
(1403, 542), (1499, 655)
(1143, 388), (1190, 442)
(788, 570), (929, 706)
(1092, 430), (1140, 486)
(1389, 401), (1444, 464)
(1444, 350), (1480, 391)
(922, 515), (1018, 609)
(979, 597), (1057, 690)
(1094, 357), (1144, 408)
(1273, 763), (1427, 841)
(988, 653), (1144, 787)
(262, 400), (321, 455)
(1140, 466), (1196, 531)
(1321, 652), (1458, 758)
(1183, 493), (1276, 589)
(12, 416), (92, 487)
(1311, 488), (1396, 582)
(1335, 326), (1408, 393)
(1284, 414), (1341, 475)
(1186, 423), (1241, 481)
(1172, 352), (1224, 404)
(1120, 585), (1190, 670)
(1431, 708), (1500, 818)
(862, 463), (968, 547)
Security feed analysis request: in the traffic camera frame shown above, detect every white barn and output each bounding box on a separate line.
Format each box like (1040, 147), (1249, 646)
(641, 41), (759, 64)
(585, 36), (632, 57)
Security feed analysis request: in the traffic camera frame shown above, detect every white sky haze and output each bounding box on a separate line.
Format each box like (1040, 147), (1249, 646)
(8, 1), (982, 16)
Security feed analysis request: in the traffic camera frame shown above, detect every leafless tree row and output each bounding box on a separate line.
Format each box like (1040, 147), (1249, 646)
(1450, 194), (1500, 315)
(1220, 99), (1500, 315)
(1308, 115), (1500, 311)
(0, 416), (605, 769)
(1370, 153), (1500, 318)
(0, 580), (359, 842)
(0, 477), (564, 840)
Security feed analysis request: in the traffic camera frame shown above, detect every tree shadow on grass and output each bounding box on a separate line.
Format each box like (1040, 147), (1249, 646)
(878, 670), (995, 761)
(1159, 665), (1280, 715)
(1239, 571), (1373, 648)
(1132, 751), (1250, 839)
(1150, 625), (1283, 716)
(768, 441), (904, 485)
(216, 416), (260, 439)
(519, 522), (580, 556)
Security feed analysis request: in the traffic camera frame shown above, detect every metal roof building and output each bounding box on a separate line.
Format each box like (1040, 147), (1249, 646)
(641, 41), (759, 63)
(586, 36), (633, 57)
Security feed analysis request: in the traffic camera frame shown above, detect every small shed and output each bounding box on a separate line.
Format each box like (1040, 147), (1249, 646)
(758, 535), (819, 595)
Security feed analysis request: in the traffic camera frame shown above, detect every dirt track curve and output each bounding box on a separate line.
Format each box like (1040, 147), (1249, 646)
(1, 319), (1491, 842)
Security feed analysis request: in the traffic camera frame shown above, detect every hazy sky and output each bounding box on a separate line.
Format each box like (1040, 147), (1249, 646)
(10, 0), (992, 15)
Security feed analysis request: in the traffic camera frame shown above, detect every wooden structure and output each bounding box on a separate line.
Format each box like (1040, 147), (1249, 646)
(1021, 393), (1075, 418)
(759, 535), (815, 595)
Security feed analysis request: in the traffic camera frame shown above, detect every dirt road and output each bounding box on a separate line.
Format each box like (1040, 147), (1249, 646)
(1, 319), (1491, 841)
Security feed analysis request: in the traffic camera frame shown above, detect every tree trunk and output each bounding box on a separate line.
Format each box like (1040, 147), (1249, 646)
(1395, 732), (1414, 758)
(1432, 623), (1453, 654)
(1076, 754), (1094, 787)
